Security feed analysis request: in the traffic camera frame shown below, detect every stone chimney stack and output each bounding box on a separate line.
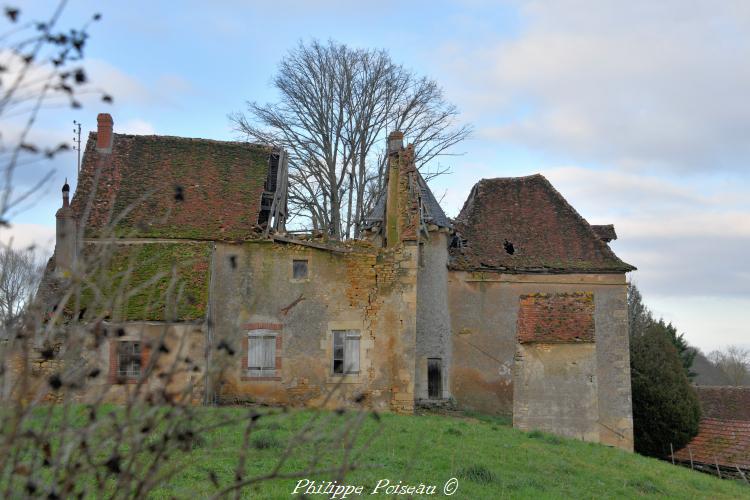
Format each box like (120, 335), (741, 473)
(96, 113), (113, 152)
(388, 130), (404, 155)
(55, 180), (76, 274)
(384, 131), (405, 247)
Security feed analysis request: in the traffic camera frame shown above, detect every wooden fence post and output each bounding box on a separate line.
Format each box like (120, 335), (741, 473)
(736, 465), (749, 485)
(714, 457), (722, 479)
(670, 443), (675, 465)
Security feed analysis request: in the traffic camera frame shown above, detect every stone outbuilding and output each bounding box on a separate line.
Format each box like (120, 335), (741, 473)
(37, 114), (636, 450)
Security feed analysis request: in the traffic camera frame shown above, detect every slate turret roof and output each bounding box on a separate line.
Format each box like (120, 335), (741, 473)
(449, 174), (635, 273)
(364, 169), (451, 229)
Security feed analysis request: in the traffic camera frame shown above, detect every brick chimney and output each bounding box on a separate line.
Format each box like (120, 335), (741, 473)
(96, 113), (113, 152)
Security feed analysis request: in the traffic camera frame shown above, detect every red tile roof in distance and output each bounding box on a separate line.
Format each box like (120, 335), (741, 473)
(674, 388), (750, 469)
(673, 418), (750, 468)
(450, 174), (635, 273)
(697, 386), (750, 420)
(72, 132), (275, 240)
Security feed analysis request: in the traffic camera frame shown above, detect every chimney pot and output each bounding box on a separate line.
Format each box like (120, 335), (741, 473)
(388, 131), (404, 154)
(96, 113), (113, 152)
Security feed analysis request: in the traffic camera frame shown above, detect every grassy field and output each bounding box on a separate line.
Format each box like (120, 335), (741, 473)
(126, 407), (748, 499)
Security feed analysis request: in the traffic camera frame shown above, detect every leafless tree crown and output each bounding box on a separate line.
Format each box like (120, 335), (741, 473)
(231, 39), (471, 240)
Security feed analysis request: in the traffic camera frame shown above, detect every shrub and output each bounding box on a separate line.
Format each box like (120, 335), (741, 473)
(630, 324), (701, 457)
(457, 464), (496, 484)
(251, 431), (282, 450)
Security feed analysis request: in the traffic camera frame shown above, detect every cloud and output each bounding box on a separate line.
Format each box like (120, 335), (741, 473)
(0, 223), (55, 256)
(438, 0), (750, 172)
(118, 119), (156, 135)
(536, 165), (750, 300)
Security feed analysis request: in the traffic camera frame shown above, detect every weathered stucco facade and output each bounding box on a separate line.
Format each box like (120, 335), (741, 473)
(448, 272), (632, 448)
(32, 114), (637, 451)
(209, 240), (418, 412)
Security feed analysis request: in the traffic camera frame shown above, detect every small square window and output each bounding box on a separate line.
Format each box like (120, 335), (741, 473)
(293, 259), (308, 280)
(117, 341), (141, 379)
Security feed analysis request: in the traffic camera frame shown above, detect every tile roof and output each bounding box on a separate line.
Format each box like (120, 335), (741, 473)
(591, 224), (617, 242)
(449, 174), (635, 273)
(72, 132), (276, 240)
(696, 386), (750, 420)
(673, 418), (750, 469)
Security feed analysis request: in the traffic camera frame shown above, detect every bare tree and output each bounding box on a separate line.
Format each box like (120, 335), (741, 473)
(0, 244), (43, 330)
(708, 346), (750, 386)
(231, 39), (471, 239)
(0, 2), (110, 227)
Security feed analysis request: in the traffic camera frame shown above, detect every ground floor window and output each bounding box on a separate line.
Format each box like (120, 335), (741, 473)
(332, 330), (360, 374)
(118, 341), (142, 379)
(246, 331), (277, 375)
(110, 339), (148, 383)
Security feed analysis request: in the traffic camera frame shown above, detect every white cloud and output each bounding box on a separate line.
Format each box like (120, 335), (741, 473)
(437, 0), (750, 172)
(118, 119), (157, 135)
(0, 223), (55, 257)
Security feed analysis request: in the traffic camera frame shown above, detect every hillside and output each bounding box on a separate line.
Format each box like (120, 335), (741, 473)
(146, 408), (747, 499)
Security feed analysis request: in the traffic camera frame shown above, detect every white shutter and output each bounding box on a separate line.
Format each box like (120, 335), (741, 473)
(248, 336), (262, 369)
(263, 336), (276, 369)
(344, 331), (360, 373)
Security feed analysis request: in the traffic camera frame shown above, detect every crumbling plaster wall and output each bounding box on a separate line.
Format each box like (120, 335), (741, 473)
(415, 231), (452, 400)
(6, 322), (206, 405)
(209, 240), (418, 413)
(447, 271), (633, 450)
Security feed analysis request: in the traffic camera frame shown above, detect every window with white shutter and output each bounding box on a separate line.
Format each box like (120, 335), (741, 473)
(247, 331), (276, 375)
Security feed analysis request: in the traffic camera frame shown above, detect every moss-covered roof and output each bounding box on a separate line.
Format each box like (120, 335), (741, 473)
(72, 133), (275, 240)
(450, 174), (635, 273)
(78, 242), (211, 321)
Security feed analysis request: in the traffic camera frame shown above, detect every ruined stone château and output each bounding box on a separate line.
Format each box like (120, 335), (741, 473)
(45, 113), (636, 450)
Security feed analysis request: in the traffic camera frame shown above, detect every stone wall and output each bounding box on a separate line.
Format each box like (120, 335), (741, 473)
(4, 322), (206, 405)
(448, 271), (633, 450)
(209, 239), (418, 413)
(415, 231), (452, 401)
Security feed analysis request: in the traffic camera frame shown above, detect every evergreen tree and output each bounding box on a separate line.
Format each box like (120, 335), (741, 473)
(627, 282), (695, 379)
(627, 282), (652, 338)
(630, 323), (701, 457)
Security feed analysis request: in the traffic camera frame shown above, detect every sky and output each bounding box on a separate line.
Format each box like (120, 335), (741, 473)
(1, 0), (748, 354)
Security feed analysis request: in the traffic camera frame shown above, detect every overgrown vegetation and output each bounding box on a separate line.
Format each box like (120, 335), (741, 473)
(78, 242), (211, 321)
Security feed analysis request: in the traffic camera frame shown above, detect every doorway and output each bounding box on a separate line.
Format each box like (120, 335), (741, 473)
(427, 358), (442, 399)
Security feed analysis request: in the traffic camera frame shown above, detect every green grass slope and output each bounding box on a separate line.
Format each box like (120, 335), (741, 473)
(148, 408), (747, 499)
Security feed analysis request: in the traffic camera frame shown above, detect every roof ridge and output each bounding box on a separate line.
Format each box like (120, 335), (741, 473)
(528, 175), (635, 271)
(87, 130), (275, 149)
(451, 173), (636, 273)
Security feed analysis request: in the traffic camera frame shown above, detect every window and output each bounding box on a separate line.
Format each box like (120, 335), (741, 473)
(332, 330), (360, 374)
(292, 259), (308, 280)
(247, 331), (277, 374)
(117, 341), (142, 380)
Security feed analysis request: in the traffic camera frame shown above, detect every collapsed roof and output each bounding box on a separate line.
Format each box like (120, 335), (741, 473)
(450, 174), (635, 273)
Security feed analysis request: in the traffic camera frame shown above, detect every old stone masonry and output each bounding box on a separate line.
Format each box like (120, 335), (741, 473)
(39, 114), (636, 450)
